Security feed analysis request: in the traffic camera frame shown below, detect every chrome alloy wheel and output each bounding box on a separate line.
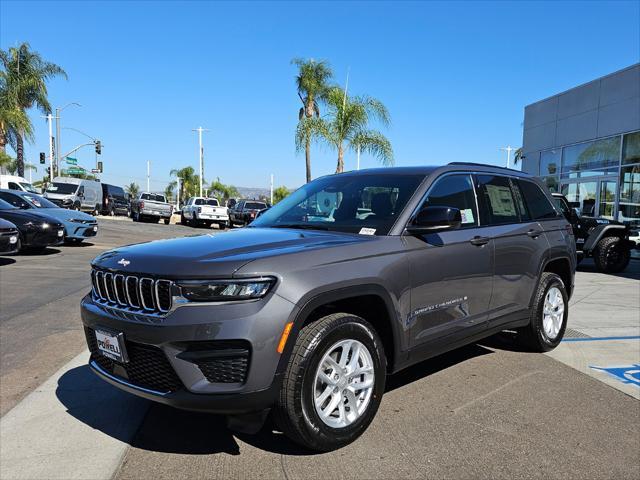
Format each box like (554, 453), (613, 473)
(542, 286), (564, 340)
(313, 339), (375, 429)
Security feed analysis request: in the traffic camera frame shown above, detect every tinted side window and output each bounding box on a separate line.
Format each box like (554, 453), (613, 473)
(0, 192), (21, 207)
(477, 175), (519, 225)
(421, 174), (478, 227)
(518, 180), (559, 220)
(8, 182), (20, 190)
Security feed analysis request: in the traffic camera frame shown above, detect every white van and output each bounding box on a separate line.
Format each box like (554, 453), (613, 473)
(43, 176), (102, 213)
(0, 175), (40, 193)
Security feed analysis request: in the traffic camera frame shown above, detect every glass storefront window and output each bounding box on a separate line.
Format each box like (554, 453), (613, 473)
(618, 164), (640, 227)
(541, 176), (559, 192)
(622, 131), (640, 165)
(562, 182), (598, 217)
(540, 149), (560, 176)
(562, 137), (621, 175)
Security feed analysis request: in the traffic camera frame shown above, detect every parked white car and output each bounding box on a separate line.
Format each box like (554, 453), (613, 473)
(181, 197), (229, 229)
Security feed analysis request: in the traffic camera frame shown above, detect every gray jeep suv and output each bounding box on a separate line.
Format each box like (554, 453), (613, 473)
(82, 163), (576, 451)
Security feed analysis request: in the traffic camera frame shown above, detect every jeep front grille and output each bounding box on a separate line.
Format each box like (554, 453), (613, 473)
(91, 268), (173, 315)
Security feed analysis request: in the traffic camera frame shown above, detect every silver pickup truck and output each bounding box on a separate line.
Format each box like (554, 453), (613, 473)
(130, 192), (173, 224)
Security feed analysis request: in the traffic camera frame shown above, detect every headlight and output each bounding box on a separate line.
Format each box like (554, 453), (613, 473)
(178, 278), (274, 302)
(41, 223), (50, 230)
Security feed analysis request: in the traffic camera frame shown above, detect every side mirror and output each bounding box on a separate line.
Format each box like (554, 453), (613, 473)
(406, 206), (462, 234)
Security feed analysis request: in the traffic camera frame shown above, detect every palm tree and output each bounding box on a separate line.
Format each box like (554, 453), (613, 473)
(208, 177), (239, 203)
(169, 166), (202, 201)
(292, 58), (333, 183)
(513, 147), (523, 166)
(306, 87), (393, 173)
(0, 43), (66, 177)
(164, 185), (174, 203)
(125, 182), (140, 198)
(273, 186), (290, 204)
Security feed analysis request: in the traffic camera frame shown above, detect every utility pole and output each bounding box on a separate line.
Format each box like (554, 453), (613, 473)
(47, 114), (54, 184)
(192, 127), (210, 197)
(500, 145), (516, 169)
(270, 174), (274, 204)
(356, 144), (361, 170)
(147, 161), (150, 192)
(55, 102), (81, 176)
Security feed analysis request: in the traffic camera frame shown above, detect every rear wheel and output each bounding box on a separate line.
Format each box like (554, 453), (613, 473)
(518, 272), (568, 352)
(163, 218), (170, 225)
(274, 313), (386, 451)
(594, 236), (630, 273)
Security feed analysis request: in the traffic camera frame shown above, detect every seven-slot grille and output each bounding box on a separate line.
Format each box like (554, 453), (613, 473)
(91, 268), (173, 314)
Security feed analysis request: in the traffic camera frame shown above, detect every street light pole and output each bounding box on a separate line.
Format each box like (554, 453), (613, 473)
(147, 161), (151, 192)
(47, 114), (54, 184)
(270, 174), (274, 204)
(55, 102), (81, 176)
(192, 127), (210, 197)
(500, 145), (516, 169)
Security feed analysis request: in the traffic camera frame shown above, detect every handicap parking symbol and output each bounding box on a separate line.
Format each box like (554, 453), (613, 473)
(590, 364), (640, 388)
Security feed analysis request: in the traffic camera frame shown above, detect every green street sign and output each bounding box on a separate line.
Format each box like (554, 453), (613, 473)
(65, 157), (78, 165)
(67, 167), (84, 174)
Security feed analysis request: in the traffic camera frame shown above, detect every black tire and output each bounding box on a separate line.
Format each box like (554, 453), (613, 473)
(180, 213), (186, 225)
(218, 221), (228, 230)
(274, 313), (386, 451)
(593, 236), (630, 273)
(518, 272), (568, 352)
(109, 206), (115, 217)
(94, 205), (100, 216)
(576, 253), (584, 264)
(73, 202), (81, 211)
(133, 211), (140, 222)
(164, 218), (170, 225)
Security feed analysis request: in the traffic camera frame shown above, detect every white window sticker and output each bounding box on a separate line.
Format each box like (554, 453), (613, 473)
(460, 208), (475, 224)
(359, 227), (376, 235)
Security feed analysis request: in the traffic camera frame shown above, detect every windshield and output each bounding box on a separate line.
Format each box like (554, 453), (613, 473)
(20, 182), (39, 194)
(22, 194), (58, 209)
(251, 173), (425, 235)
(46, 182), (78, 195)
(141, 193), (165, 202)
(0, 198), (18, 210)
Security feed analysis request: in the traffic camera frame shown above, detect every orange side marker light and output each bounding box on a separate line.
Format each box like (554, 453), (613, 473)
(277, 322), (294, 354)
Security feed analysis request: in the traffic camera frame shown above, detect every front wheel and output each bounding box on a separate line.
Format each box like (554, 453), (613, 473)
(274, 313), (386, 451)
(518, 272), (568, 352)
(594, 236), (630, 273)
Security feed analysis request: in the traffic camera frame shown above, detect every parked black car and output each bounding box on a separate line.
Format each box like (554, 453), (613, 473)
(552, 193), (636, 273)
(0, 217), (20, 254)
(0, 198), (65, 251)
(229, 199), (269, 227)
(101, 184), (129, 216)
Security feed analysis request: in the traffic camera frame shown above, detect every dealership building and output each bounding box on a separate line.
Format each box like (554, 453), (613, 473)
(520, 63), (639, 228)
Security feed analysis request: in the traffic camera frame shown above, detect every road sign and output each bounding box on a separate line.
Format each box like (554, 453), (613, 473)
(67, 167), (84, 174)
(65, 157), (77, 165)
(91, 169), (101, 174)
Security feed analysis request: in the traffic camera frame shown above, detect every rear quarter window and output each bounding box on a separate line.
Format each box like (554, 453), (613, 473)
(517, 180), (559, 220)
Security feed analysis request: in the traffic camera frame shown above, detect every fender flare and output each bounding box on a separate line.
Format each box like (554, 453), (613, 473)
(529, 254), (575, 307)
(275, 283), (404, 375)
(583, 224), (627, 252)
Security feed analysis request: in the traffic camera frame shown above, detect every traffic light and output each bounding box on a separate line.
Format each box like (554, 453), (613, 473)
(95, 140), (102, 155)
(51, 136), (55, 159)
(39, 152), (45, 164)
(97, 161), (103, 173)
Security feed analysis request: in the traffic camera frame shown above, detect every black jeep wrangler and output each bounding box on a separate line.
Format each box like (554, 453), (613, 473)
(552, 193), (636, 273)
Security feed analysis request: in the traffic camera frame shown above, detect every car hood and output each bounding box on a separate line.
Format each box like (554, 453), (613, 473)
(34, 208), (96, 223)
(0, 209), (64, 229)
(92, 227), (371, 277)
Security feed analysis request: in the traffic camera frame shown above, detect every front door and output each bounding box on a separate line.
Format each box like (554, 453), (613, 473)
(406, 173), (493, 349)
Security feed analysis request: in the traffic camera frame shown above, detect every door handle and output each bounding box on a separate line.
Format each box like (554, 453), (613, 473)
(470, 236), (490, 246)
(527, 229), (542, 238)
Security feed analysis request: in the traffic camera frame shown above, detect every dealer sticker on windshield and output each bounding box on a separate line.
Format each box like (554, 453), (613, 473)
(359, 227), (376, 235)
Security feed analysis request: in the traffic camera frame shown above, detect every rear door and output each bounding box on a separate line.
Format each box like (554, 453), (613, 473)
(406, 173), (493, 349)
(475, 174), (547, 325)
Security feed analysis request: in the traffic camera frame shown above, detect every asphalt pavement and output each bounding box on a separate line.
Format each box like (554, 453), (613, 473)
(0, 218), (638, 479)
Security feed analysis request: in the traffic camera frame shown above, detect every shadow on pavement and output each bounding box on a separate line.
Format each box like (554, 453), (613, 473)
(0, 256), (17, 265)
(19, 247), (61, 256)
(62, 241), (95, 247)
(57, 344), (495, 457)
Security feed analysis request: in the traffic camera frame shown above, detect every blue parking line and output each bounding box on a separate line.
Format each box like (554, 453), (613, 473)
(562, 335), (640, 343)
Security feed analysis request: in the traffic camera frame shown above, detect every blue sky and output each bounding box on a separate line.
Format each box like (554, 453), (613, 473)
(1, 1), (639, 192)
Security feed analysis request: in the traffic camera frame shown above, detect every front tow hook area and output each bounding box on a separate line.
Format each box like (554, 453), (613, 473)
(226, 409), (271, 434)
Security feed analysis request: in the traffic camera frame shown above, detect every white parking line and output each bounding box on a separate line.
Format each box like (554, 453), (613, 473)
(0, 350), (148, 480)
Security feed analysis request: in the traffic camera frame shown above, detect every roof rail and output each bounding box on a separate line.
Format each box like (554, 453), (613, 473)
(447, 162), (524, 173)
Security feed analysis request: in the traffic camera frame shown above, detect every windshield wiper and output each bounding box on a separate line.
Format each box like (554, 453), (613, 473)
(269, 223), (330, 231)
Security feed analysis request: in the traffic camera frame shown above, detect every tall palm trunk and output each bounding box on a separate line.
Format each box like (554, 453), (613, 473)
(305, 138), (312, 183)
(336, 143), (344, 173)
(16, 133), (24, 177)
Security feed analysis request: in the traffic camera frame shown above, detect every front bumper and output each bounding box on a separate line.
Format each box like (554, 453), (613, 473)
(80, 291), (296, 413)
(66, 223), (98, 239)
(0, 231), (19, 253)
(25, 227), (65, 247)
